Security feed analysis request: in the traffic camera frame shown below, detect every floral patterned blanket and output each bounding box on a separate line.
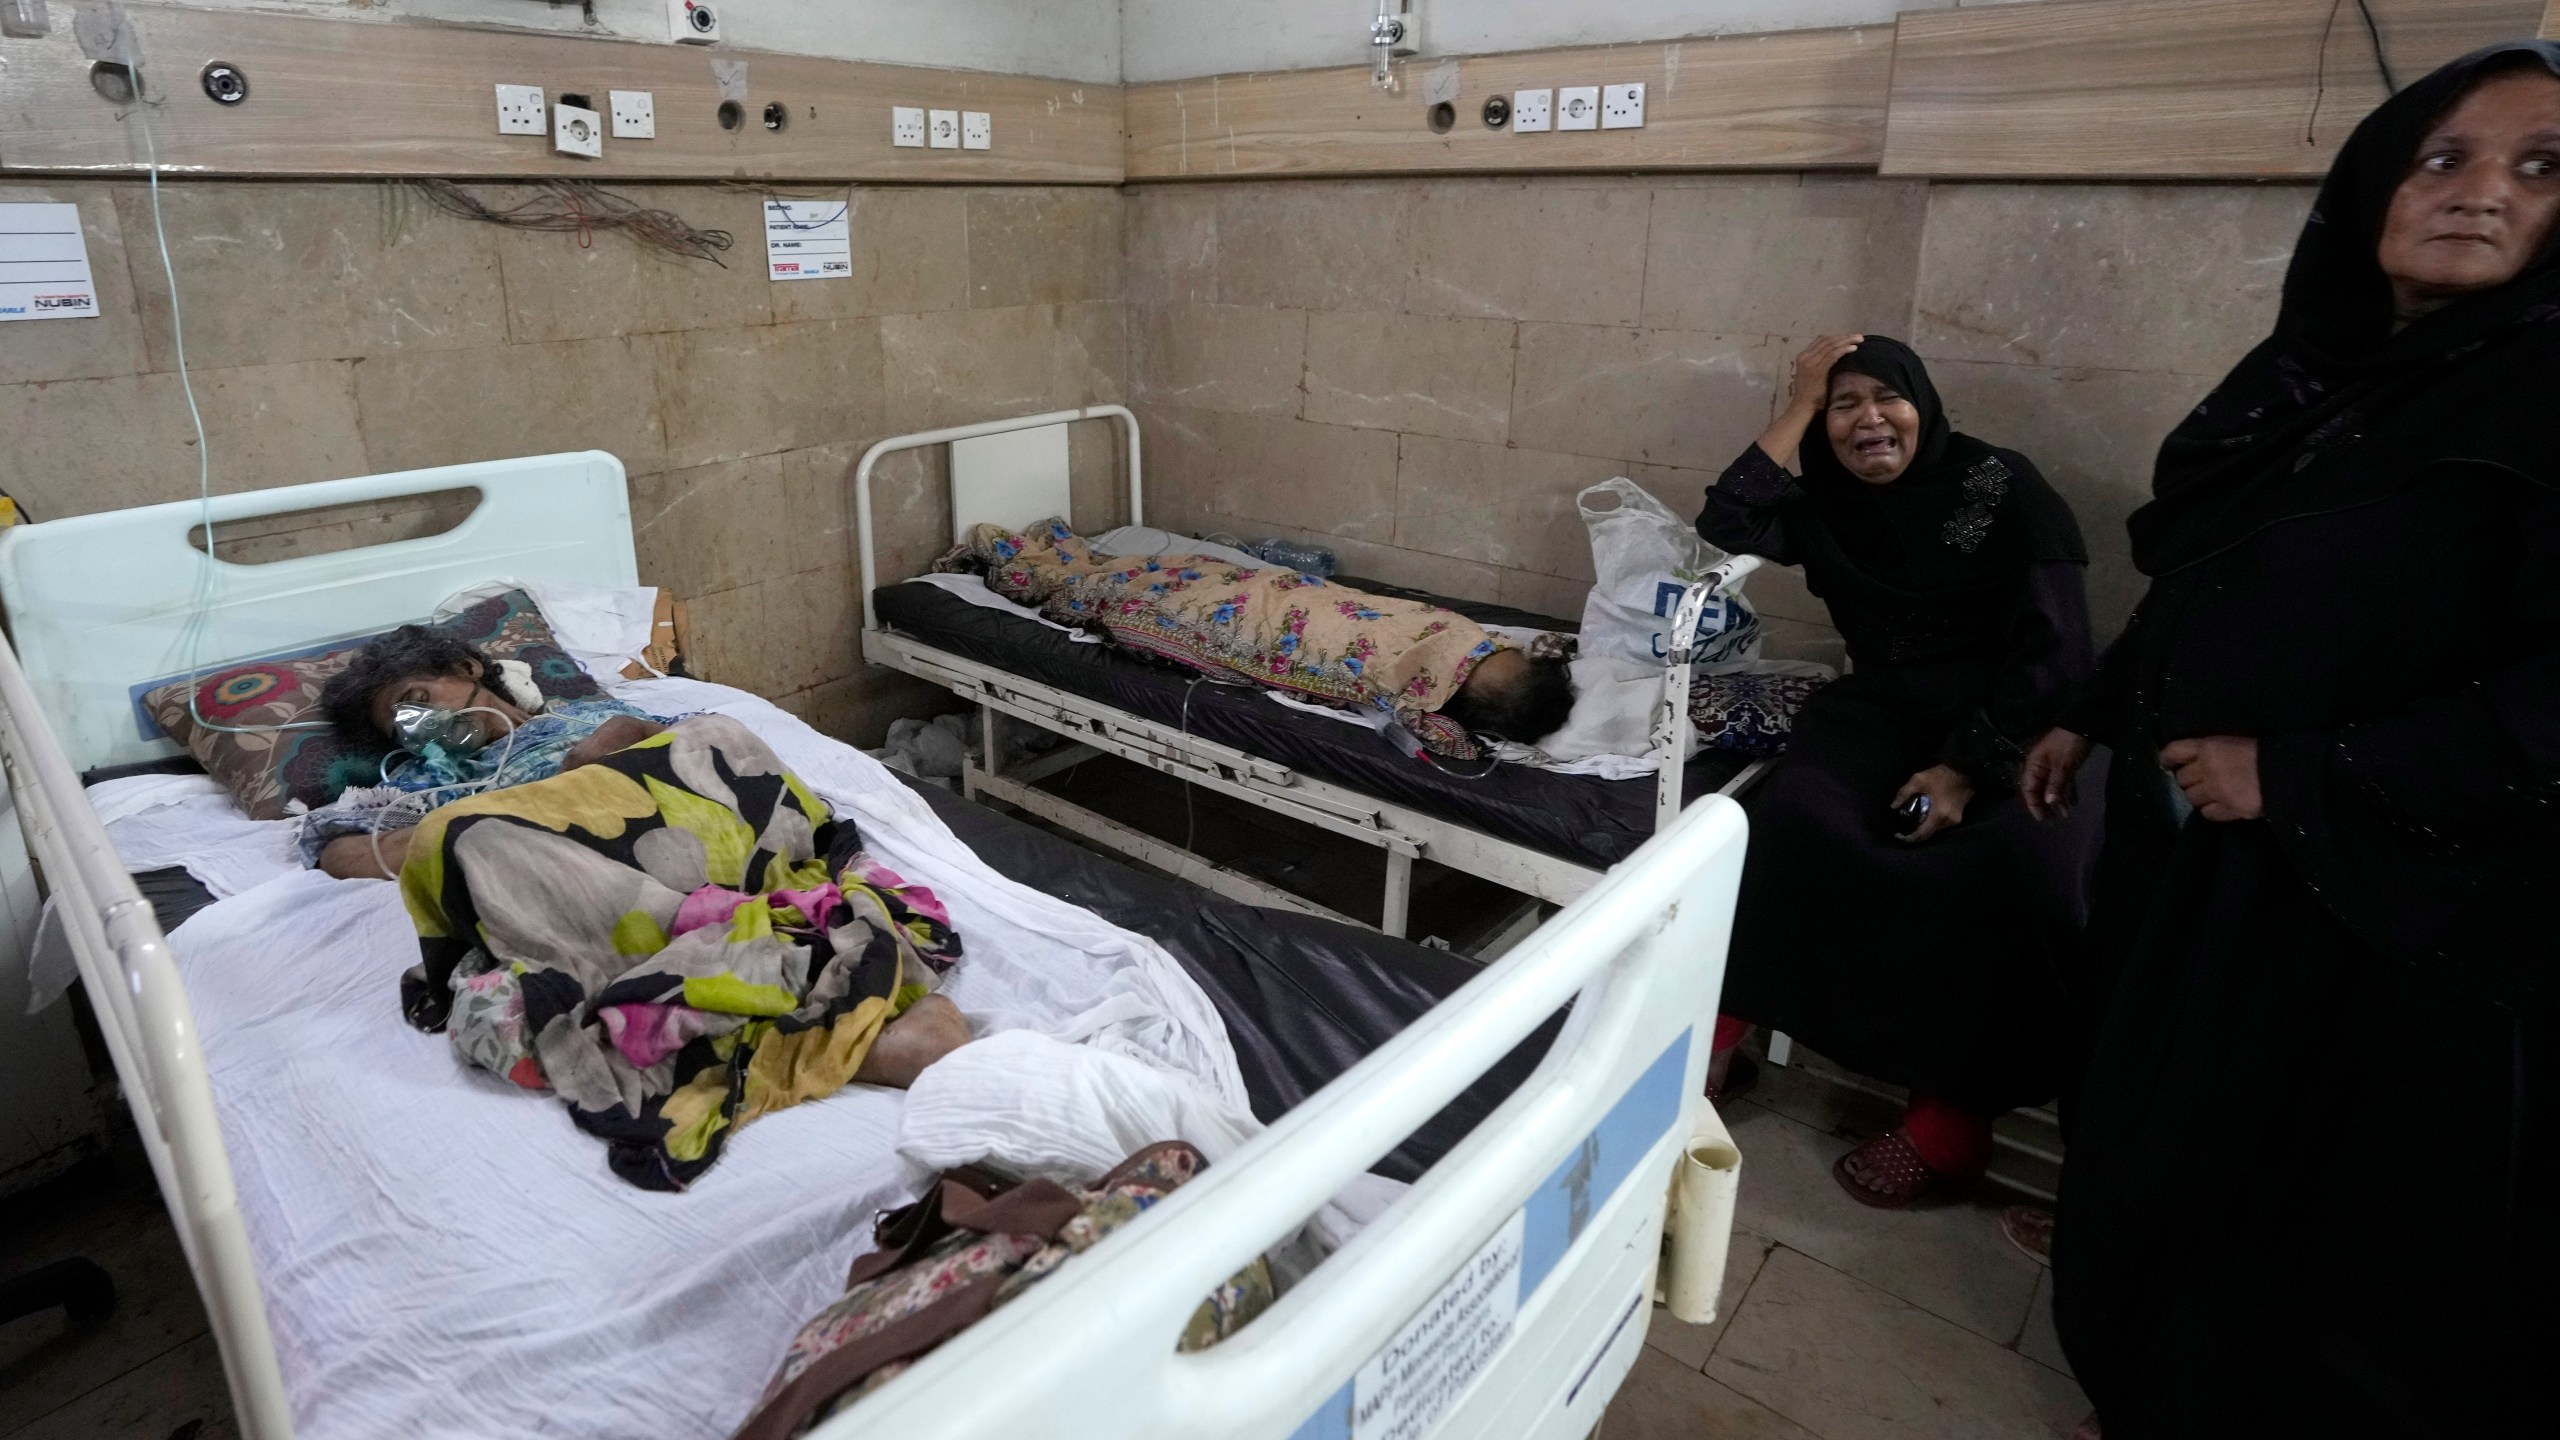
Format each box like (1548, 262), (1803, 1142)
(961, 519), (1499, 758)
(395, 714), (962, 1191)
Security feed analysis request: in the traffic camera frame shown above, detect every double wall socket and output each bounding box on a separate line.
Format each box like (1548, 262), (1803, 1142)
(1511, 88), (1552, 133)
(609, 89), (655, 139)
(494, 83), (547, 136)
(891, 105), (926, 147)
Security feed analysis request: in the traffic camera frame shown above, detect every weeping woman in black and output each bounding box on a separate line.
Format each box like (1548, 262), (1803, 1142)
(1698, 334), (2103, 1208)
(2022, 43), (2560, 1436)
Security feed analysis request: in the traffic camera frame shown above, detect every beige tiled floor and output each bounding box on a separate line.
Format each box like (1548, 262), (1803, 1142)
(1601, 1057), (2088, 1440)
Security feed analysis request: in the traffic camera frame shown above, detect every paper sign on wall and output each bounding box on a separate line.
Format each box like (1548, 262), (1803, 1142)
(763, 196), (851, 282)
(0, 203), (100, 321)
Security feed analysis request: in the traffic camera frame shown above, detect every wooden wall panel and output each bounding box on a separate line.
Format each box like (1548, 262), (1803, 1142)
(1123, 27), (1892, 180)
(0, 6), (1122, 182)
(1882, 0), (2546, 179)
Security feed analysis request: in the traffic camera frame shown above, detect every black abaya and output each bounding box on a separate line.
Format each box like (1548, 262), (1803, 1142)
(1698, 339), (2103, 1112)
(2053, 42), (2560, 1436)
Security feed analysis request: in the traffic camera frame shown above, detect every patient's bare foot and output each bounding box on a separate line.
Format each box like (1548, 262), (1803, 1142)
(853, 993), (971, 1088)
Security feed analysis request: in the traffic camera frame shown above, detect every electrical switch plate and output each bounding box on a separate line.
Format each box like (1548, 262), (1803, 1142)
(1602, 82), (1645, 129)
(961, 110), (991, 150)
(495, 83), (547, 136)
(1511, 88), (1552, 133)
(927, 108), (960, 149)
(553, 102), (603, 159)
(609, 90), (655, 139)
(668, 0), (719, 44)
(891, 106), (926, 147)
(1557, 86), (1600, 131)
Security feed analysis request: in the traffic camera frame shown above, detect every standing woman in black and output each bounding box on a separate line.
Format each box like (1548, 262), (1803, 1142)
(2023, 43), (2560, 1436)
(1698, 335), (2103, 1207)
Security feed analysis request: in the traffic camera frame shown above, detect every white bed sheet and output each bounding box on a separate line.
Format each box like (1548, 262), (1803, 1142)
(111, 678), (1246, 1440)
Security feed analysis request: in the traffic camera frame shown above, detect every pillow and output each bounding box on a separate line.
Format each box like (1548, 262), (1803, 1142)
(140, 588), (605, 821)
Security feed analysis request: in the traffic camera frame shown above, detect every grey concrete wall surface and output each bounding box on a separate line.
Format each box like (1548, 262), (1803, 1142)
(1123, 173), (2317, 658)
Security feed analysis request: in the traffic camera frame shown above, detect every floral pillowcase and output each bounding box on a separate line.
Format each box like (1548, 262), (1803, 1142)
(140, 589), (605, 822)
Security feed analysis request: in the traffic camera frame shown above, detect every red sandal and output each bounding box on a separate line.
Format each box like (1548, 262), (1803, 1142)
(1831, 1128), (1948, 1209)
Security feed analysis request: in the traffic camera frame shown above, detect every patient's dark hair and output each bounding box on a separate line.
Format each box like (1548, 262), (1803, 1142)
(320, 626), (493, 744)
(1443, 653), (1576, 745)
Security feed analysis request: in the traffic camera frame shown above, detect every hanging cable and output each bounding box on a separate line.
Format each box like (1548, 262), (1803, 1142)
(2354, 0), (2398, 96)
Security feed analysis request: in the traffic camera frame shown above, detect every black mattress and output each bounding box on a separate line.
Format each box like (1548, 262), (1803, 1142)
(874, 576), (1753, 869)
(903, 778), (1553, 1181)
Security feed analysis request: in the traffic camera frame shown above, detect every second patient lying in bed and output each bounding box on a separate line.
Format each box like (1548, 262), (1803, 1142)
(956, 519), (1575, 756)
(303, 626), (973, 1187)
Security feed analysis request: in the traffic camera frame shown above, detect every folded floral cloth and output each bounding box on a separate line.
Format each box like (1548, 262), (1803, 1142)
(397, 713), (962, 1190)
(960, 517), (1498, 759)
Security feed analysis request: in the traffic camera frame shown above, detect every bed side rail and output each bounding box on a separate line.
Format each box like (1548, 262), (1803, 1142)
(828, 792), (1749, 1440)
(0, 632), (293, 1439)
(853, 406), (1142, 635)
(1653, 553), (1765, 833)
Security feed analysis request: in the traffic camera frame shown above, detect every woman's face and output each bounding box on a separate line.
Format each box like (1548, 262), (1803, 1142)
(368, 664), (526, 745)
(2377, 69), (2560, 317)
(1824, 371), (1922, 484)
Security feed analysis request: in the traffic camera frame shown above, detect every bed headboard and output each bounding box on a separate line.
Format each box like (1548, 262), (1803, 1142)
(0, 452), (637, 775)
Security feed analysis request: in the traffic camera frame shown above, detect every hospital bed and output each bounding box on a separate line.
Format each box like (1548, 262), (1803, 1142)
(0, 452), (1751, 1440)
(857, 405), (1770, 943)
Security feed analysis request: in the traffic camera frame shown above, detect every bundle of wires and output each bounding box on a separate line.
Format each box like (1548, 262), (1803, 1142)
(409, 179), (735, 266)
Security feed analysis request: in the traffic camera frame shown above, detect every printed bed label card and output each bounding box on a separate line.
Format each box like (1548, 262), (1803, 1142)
(0, 203), (99, 320)
(1350, 1208), (1526, 1440)
(763, 196), (851, 281)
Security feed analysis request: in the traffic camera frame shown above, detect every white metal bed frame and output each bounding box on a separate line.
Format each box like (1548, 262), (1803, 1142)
(854, 405), (1770, 941)
(0, 452), (1754, 1440)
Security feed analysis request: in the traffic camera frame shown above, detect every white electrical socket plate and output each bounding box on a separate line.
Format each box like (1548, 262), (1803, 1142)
(553, 103), (603, 159)
(494, 83), (547, 136)
(928, 108), (961, 149)
(1511, 88), (1552, 133)
(891, 106), (926, 147)
(961, 110), (992, 150)
(1557, 86), (1600, 131)
(609, 89), (655, 139)
(668, 0), (719, 44)
(1602, 82), (1645, 129)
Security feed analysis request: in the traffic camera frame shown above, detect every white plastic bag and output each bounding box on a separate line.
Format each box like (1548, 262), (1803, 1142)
(1576, 478), (1759, 668)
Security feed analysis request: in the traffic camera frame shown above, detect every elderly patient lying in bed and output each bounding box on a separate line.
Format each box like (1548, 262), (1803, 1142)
(956, 519), (1574, 757)
(304, 626), (972, 1188)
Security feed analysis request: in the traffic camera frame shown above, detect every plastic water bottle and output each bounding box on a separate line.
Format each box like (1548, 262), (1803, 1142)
(1248, 537), (1337, 577)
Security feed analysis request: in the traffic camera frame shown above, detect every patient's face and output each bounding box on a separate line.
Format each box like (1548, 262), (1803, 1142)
(2378, 69), (2560, 318)
(367, 665), (528, 745)
(1824, 372), (1921, 484)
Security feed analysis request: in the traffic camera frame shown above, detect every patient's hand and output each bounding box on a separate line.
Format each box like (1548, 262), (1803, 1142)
(1892, 764), (1972, 844)
(317, 826), (412, 881)
(563, 716), (666, 771)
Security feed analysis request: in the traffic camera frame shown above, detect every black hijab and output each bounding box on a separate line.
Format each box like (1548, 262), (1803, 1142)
(1792, 335), (2087, 595)
(2129, 41), (2560, 576)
